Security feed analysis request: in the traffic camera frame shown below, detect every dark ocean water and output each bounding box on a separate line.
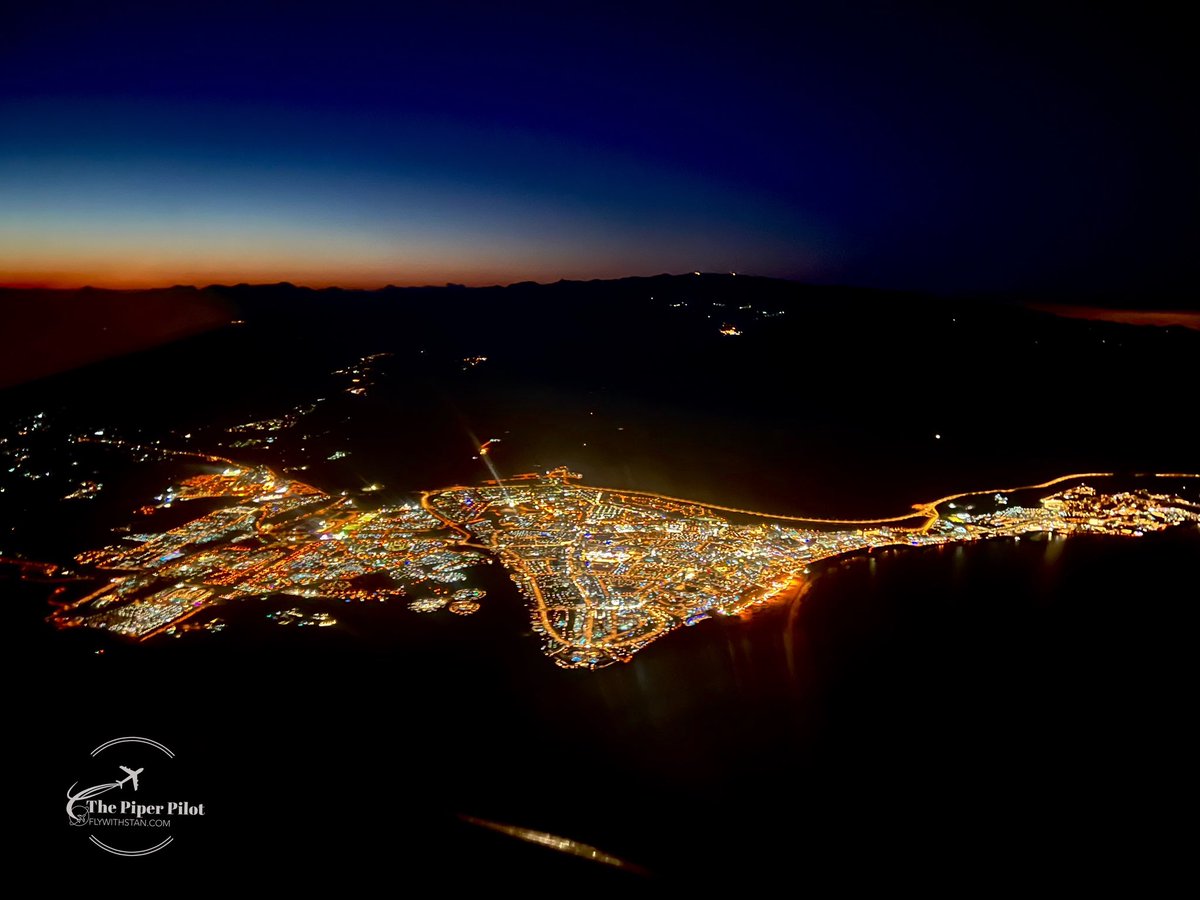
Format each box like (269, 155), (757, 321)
(14, 525), (1197, 886)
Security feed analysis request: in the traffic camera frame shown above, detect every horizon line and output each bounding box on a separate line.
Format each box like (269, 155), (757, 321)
(2, 276), (1198, 319)
(0, 270), (764, 293)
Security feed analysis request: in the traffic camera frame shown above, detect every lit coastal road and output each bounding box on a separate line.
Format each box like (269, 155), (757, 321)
(576, 471), (1119, 531)
(421, 468), (1194, 667)
(424, 469), (1120, 531)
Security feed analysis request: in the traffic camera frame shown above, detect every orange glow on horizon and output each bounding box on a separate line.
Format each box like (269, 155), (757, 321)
(0, 226), (823, 292)
(1029, 303), (1200, 332)
(0, 266), (631, 291)
(0, 273), (520, 291)
(0, 262), (744, 292)
(0, 258), (712, 291)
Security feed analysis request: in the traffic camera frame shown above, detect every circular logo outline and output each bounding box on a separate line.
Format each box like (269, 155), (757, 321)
(66, 736), (177, 857)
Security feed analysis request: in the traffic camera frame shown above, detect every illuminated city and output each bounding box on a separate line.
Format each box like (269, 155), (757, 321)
(425, 469), (1200, 667)
(53, 458), (489, 639)
(45, 458), (1199, 666)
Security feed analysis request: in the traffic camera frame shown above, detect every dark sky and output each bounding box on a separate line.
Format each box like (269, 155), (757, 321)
(1, 1), (1194, 300)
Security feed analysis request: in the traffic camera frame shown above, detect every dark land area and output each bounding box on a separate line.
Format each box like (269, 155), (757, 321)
(3, 274), (1198, 513)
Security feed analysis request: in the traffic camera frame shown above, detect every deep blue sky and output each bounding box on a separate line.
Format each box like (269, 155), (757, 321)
(1, 1), (1194, 299)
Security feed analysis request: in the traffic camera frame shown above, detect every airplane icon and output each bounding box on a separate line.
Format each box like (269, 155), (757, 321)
(116, 766), (144, 791)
